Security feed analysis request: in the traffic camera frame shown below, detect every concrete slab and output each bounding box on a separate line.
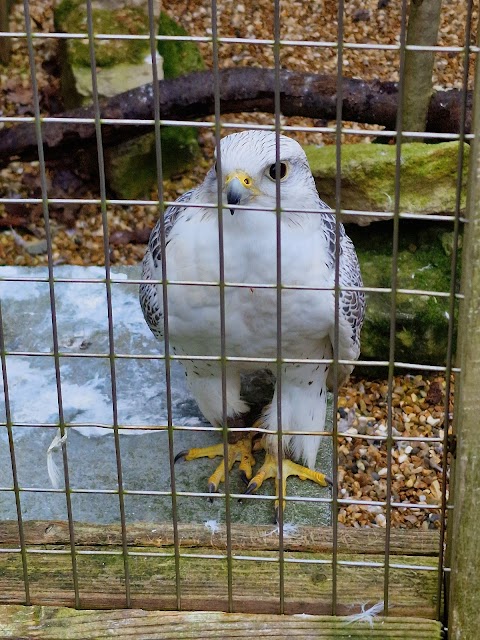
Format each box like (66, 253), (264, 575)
(0, 266), (332, 526)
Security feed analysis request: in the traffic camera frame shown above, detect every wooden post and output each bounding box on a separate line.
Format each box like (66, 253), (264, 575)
(402, 0), (442, 139)
(0, 0), (11, 66)
(448, 18), (480, 639)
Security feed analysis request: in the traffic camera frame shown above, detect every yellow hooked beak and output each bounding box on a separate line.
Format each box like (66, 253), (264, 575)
(225, 171), (260, 214)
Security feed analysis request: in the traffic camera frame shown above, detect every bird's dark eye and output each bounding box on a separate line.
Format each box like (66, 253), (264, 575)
(269, 162), (288, 180)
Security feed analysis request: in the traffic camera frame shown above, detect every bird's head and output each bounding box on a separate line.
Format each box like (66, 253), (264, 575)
(204, 131), (318, 215)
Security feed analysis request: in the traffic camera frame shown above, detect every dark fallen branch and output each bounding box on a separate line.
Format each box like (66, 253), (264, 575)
(0, 67), (471, 168)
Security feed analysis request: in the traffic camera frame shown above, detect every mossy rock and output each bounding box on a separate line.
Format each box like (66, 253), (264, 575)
(55, 2), (205, 196)
(106, 12), (205, 197)
(350, 222), (460, 371)
(55, 1), (150, 68)
(305, 142), (469, 225)
(55, 0), (156, 108)
(105, 126), (202, 199)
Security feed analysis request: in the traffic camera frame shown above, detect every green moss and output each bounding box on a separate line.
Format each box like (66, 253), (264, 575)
(305, 142), (469, 216)
(157, 12), (205, 79)
(55, 0), (149, 68)
(54, 0), (77, 28)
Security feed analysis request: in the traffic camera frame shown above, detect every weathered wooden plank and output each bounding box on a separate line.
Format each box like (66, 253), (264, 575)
(0, 520), (440, 556)
(0, 606), (443, 639)
(0, 544), (438, 617)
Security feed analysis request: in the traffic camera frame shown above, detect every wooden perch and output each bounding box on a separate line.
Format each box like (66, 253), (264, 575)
(0, 68), (472, 168)
(0, 520), (440, 555)
(0, 606), (443, 639)
(0, 520), (440, 617)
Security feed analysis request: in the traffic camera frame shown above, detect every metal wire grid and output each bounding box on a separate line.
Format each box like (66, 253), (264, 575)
(0, 0), (472, 624)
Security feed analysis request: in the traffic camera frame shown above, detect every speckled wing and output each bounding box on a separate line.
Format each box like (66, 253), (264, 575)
(319, 209), (365, 388)
(328, 227), (365, 389)
(139, 189), (196, 340)
(339, 232), (365, 350)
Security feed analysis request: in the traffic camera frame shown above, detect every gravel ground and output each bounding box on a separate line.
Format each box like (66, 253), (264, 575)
(0, 0), (461, 529)
(337, 374), (450, 530)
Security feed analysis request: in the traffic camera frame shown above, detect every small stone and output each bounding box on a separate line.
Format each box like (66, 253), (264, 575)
(430, 479), (442, 501)
(375, 514), (387, 527)
(426, 381), (443, 405)
(378, 468), (388, 477)
(353, 8), (370, 22)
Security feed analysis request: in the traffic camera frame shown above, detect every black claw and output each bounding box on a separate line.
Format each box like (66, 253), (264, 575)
(208, 482), (217, 503)
(244, 481), (257, 496)
(274, 506), (279, 525)
(239, 470), (249, 486)
(174, 450), (188, 464)
(325, 476), (334, 487)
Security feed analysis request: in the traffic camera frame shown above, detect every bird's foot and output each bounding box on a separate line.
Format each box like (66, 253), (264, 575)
(244, 452), (332, 523)
(174, 433), (256, 499)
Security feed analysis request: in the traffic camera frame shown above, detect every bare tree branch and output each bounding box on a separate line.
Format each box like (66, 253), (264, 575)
(0, 67), (471, 167)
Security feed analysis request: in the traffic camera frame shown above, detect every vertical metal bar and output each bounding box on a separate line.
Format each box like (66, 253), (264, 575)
(85, 0), (131, 607)
(449, 13), (480, 638)
(146, 0), (182, 610)
(211, 0), (234, 612)
(383, 0), (409, 613)
(22, 0), (80, 607)
(438, 0), (474, 625)
(273, 0), (285, 616)
(331, 0), (345, 615)
(0, 302), (30, 604)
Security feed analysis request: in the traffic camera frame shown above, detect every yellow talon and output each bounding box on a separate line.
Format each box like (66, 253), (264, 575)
(244, 453), (330, 518)
(175, 433), (256, 493)
(183, 443), (225, 461)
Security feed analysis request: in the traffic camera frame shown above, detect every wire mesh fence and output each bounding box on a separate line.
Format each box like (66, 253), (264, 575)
(0, 0), (477, 636)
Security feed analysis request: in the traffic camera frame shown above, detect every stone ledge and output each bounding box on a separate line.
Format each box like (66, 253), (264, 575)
(306, 141), (468, 225)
